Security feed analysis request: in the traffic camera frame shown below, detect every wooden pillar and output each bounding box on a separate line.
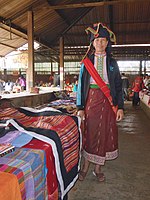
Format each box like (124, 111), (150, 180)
(139, 60), (142, 75)
(4, 69), (7, 82)
(50, 61), (53, 74)
(59, 37), (64, 89)
(144, 60), (146, 75)
(26, 10), (34, 91)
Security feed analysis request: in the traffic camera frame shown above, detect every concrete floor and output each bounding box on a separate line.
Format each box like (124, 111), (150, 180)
(68, 101), (150, 200)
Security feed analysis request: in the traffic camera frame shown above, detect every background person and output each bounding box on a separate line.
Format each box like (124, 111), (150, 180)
(132, 74), (144, 106)
(76, 22), (124, 182)
(49, 72), (54, 86)
(4, 80), (14, 92)
(17, 75), (26, 91)
(143, 74), (150, 90)
(72, 80), (78, 92)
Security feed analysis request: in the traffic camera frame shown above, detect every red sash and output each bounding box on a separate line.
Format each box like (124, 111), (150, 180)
(83, 57), (118, 114)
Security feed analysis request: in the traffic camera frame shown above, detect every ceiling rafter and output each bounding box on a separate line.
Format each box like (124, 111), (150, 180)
(74, 20), (150, 27)
(34, 51), (58, 63)
(0, 42), (17, 50)
(51, 7), (93, 45)
(0, 18), (58, 54)
(47, 2), (71, 29)
(7, 0), (44, 21)
(0, 0), (149, 61)
(0, 23), (27, 39)
(38, 0), (148, 10)
(64, 30), (150, 37)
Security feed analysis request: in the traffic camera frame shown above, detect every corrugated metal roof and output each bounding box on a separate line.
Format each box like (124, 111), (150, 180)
(0, 0), (150, 62)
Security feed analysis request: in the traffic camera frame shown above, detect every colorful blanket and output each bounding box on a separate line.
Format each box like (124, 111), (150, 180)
(0, 164), (26, 199)
(0, 148), (47, 200)
(23, 139), (58, 199)
(0, 107), (81, 199)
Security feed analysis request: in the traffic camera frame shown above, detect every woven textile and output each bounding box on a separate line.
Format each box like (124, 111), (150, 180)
(0, 148), (47, 200)
(23, 139), (58, 199)
(97, 56), (104, 79)
(0, 164), (26, 199)
(0, 107), (80, 200)
(83, 57), (118, 114)
(83, 88), (118, 165)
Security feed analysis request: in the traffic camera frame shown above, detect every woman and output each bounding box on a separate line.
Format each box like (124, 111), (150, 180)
(132, 75), (144, 106)
(76, 22), (124, 182)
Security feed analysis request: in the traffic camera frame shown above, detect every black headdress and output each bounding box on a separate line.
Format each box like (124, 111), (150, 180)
(85, 22), (116, 44)
(81, 22), (116, 60)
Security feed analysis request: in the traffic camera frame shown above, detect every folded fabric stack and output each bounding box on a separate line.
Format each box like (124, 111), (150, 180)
(0, 106), (80, 200)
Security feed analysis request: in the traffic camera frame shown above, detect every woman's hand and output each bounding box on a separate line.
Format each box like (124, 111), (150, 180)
(77, 110), (85, 122)
(116, 109), (124, 121)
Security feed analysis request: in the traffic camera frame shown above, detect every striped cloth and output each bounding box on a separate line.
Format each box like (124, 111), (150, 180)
(0, 107), (79, 172)
(0, 107), (80, 200)
(23, 139), (58, 199)
(0, 164), (26, 199)
(0, 148), (47, 200)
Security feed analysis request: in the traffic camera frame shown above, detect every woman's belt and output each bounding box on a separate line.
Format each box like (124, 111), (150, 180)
(90, 84), (99, 88)
(90, 84), (110, 89)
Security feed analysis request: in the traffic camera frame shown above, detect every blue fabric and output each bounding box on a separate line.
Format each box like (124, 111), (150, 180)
(76, 63), (84, 108)
(11, 132), (33, 147)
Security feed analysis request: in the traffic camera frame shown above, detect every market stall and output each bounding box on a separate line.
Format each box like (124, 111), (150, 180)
(139, 90), (150, 118)
(0, 106), (81, 200)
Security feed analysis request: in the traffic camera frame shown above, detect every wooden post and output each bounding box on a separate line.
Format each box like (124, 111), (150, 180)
(139, 60), (142, 75)
(144, 60), (146, 75)
(26, 10), (34, 91)
(50, 61), (53, 74)
(59, 37), (64, 89)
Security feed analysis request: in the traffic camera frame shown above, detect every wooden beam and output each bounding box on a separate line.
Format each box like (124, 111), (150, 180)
(0, 20), (58, 54)
(64, 29), (150, 37)
(27, 10), (34, 90)
(51, 7), (92, 44)
(59, 37), (64, 89)
(0, 23), (27, 39)
(8, 0), (44, 21)
(39, 0), (148, 10)
(48, 2), (71, 26)
(0, 42), (17, 49)
(75, 20), (150, 26)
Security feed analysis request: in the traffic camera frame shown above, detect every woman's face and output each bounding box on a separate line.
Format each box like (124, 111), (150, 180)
(93, 37), (108, 54)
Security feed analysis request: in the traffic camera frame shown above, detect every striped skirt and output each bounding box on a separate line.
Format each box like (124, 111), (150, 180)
(82, 88), (118, 165)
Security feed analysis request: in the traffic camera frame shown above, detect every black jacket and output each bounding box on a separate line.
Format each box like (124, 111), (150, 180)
(77, 54), (124, 110)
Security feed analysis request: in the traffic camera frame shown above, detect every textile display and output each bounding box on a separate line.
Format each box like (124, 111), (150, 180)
(0, 148), (47, 200)
(47, 98), (76, 114)
(23, 139), (58, 199)
(0, 106), (81, 200)
(0, 130), (33, 147)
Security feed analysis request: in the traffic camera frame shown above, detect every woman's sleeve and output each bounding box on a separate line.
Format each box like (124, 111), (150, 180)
(114, 60), (124, 109)
(76, 63), (84, 110)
